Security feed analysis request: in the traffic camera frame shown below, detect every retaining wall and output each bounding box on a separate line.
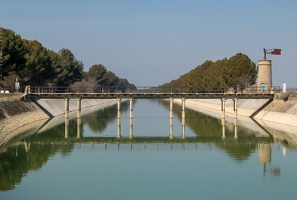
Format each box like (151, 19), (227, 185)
(0, 95), (117, 147)
(0, 95), (50, 147)
(34, 98), (117, 117)
(181, 98), (297, 127)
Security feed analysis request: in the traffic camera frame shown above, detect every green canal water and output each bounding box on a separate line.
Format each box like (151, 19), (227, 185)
(1, 99), (297, 200)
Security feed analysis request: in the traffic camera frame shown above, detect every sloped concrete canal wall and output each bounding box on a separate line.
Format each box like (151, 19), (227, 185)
(0, 94), (116, 148)
(0, 94), (50, 150)
(34, 98), (117, 117)
(181, 97), (297, 127)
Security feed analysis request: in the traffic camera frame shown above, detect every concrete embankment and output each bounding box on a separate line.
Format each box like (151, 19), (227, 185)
(0, 94), (50, 150)
(180, 97), (297, 127)
(34, 98), (118, 133)
(174, 97), (297, 147)
(34, 98), (117, 117)
(0, 94), (117, 150)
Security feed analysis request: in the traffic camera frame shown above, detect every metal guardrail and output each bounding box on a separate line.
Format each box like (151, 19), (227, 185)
(25, 86), (280, 94)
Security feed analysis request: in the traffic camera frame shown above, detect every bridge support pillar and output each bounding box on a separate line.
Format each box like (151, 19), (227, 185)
(77, 98), (82, 119)
(221, 118), (226, 139)
(169, 98), (174, 139)
(182, 98), (186, 119)
(129, 98), (133, 139)
(65, 118), (69, 138)
(117, 118), (121, 139)
(24, 142), (30, 152)
(233, 98), (238, 119)
(169, 98), (173, 119)
(117, 98), (121, 139)
(65, 98), (70, 119)
(117, 98), (121, 119)
(181, 98), (186, 139)
(77, 118), (81, 138)
(221, 98), (226, 119)
(234, 118), (238, 139)
(182, 118), (186, 139)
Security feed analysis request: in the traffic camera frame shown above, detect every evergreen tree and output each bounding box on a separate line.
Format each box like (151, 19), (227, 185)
(87, 64), (107, 85)
(0, 28), (134, 89)
(161, 53), (257, 92)
(1, 28), (26, 77)
(56, 48), (84, 86)
(21, 40), (55, 86)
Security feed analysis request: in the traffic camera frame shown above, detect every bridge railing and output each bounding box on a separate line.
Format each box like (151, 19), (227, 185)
(25, 85), (281, 94)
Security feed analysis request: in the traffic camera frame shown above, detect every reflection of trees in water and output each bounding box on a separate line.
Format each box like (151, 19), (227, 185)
(159, 100), (222, 137)
(85, 105), (117, 133)
(33, 101), (130, 139)
(158, 100), (259, 161)
(0, 102), (131, 191)
(85, 101), (129, 134)
(216, 142), (256, 162)
(33, 120), (76, 138)
(159, 100), (262, 137)
(0, 100), (274, 191)
(0, 143), (74, 191)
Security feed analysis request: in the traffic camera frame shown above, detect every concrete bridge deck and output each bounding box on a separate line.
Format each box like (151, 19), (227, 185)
(26, 92), (275, 100)
(25, 86), (276, 100)
(21, 86), (278, 141)
(24, 86), (277, 128)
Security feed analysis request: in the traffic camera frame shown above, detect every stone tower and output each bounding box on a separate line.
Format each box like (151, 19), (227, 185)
(257, 60), (272, 89)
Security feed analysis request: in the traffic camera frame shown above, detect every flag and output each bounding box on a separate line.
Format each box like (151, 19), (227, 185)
(271, 49), (281, 55)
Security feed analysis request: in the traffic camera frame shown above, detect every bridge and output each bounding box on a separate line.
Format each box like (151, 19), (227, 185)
(24, 85), (277, 139)
(25, 85), (276, 99)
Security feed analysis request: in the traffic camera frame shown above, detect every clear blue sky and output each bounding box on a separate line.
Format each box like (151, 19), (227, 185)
(1, 0), (297, 87)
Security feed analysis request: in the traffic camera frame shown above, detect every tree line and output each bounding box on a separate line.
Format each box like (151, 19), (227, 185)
(160, 53), (258, 92)
(0, 28), (135, 92)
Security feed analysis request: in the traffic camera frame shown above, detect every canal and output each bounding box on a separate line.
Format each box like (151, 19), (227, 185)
(0, 99), (297, 200)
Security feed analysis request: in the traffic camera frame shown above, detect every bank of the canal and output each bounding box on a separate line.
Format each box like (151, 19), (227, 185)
(0, 94), (117, 148)
(179, 93), (297, 127)
(171, 94), (297, 147)
(2, 92), (297, 148)
(0, 94), (49, 150)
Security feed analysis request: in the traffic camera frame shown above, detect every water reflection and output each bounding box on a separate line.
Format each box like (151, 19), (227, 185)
(0, 139), (280, 192)
(258, 143), (281, 178)
(38, 101), (129, 139)
(35, 99), (278, 141)
(0, 142), (75, 191)
(1, 99), (297, 193)
(24, 99), (297, 145)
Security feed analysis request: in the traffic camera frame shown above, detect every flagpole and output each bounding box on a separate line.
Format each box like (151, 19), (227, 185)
(263, 48), (281, 60)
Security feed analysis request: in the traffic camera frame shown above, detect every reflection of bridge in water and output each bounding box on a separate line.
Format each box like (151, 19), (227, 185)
(66, 117), (272, 141)
(20, 136), (275, 168)
(26, 86), (275, 139)
(25, 135), (274, 144)
(19, 136), (276, 177)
